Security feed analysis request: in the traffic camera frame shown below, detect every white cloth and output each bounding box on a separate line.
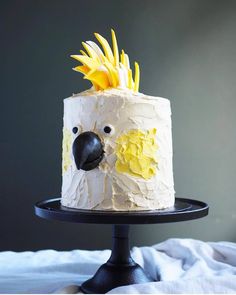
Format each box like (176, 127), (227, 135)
(0, 239), (236, 294)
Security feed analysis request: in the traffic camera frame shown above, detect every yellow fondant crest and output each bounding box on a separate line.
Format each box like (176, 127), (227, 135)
(115, 128), (158, 179)
(71, 29), (140, 92)
(62, 128), (72, 173)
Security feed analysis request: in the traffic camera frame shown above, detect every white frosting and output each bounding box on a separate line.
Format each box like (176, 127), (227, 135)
(61, 88), (175, 211)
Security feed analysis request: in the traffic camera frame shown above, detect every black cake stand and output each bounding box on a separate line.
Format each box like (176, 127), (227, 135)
(35, 197), (209, 294)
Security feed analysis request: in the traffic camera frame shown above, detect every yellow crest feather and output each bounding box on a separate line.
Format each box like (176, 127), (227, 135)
(71, 30), (140, 92)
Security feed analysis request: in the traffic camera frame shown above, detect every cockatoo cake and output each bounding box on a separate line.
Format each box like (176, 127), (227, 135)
(62, 30), (175, 211)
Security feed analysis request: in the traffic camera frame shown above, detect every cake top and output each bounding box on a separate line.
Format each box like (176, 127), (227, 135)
(68, 87), (170, 106)
(71, 29), (140, 92)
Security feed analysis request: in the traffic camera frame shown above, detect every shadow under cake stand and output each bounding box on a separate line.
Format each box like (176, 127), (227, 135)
(35, 197), (209, 294)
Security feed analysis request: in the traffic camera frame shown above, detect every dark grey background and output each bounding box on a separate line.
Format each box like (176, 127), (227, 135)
(1, 0), (236, 251)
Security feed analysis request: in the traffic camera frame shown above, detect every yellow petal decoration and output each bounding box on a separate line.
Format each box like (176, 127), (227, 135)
(111, 29), (119, 67)
(71, 29), (140, 92)
(62, 128), (72, 174)
(94, 32), (115, 64)
(73, 65), (89, 75)
(115, 128), (158, 180)
(85, 70), (110, 90)
(134, 62), (140, 92)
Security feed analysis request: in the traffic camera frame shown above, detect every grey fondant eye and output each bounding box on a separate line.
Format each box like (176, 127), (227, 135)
(103, 125), (115, 136)
(72, 125), (82, 135)
(72, 127), (78, 134)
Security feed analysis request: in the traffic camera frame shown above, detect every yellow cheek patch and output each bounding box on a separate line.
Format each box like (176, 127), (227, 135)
(62, 128), (72, 174)
(115, 128), (158, 180)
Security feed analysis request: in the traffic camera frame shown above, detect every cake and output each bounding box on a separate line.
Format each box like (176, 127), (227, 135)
(61, 30), (175, 211)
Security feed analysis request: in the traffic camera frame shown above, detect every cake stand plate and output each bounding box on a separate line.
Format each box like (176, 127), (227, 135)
(35, 198), (209, 293)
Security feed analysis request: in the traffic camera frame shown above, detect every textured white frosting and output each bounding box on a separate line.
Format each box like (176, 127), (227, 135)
(61, 88), (175, 211)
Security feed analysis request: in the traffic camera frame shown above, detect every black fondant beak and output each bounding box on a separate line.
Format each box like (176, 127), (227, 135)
(73, 131), (104, 171)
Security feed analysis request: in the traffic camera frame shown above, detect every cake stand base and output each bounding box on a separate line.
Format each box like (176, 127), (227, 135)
(35, 197), (209, 294)
(81, 224), (153, 294)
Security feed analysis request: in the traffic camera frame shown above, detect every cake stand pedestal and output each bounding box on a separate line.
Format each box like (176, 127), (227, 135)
(35, 197), (209, 294)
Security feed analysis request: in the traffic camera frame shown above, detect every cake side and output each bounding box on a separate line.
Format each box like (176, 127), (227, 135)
(61, 88), (175, 211)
